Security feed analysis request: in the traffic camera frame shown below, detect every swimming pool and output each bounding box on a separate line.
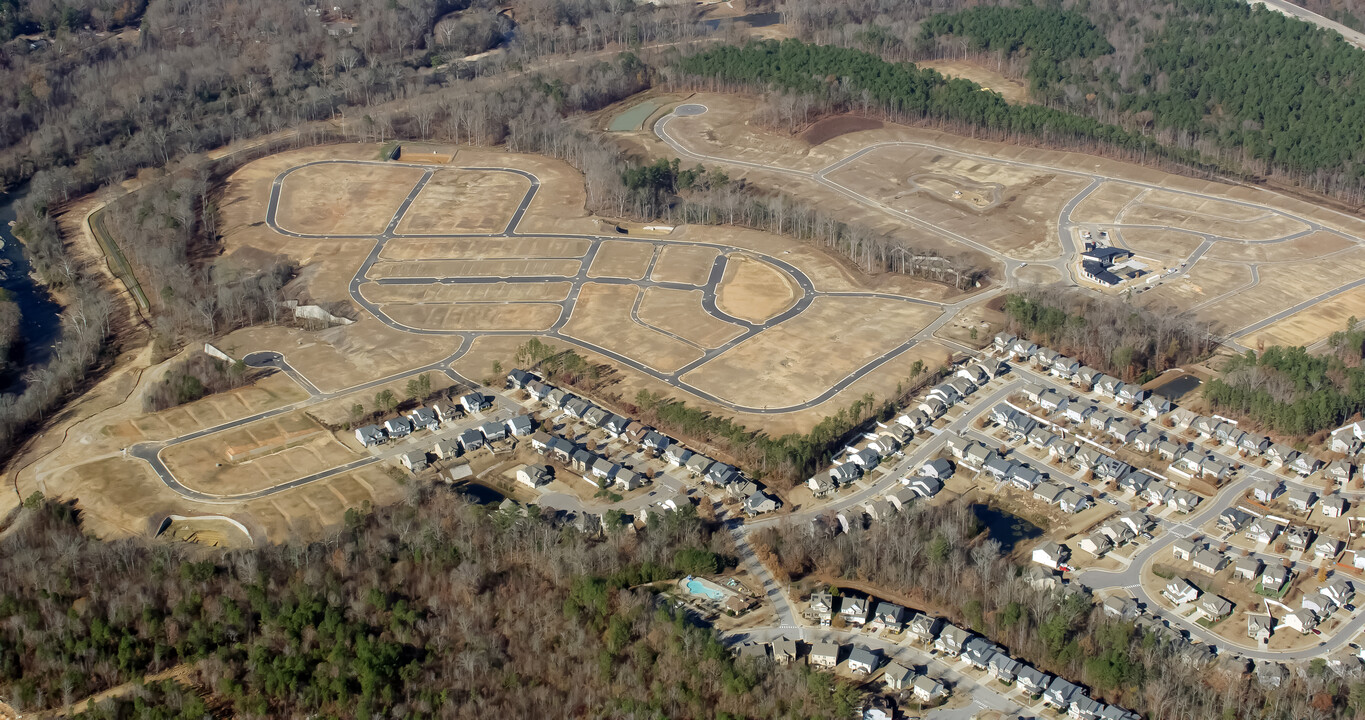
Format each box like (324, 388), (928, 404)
(683, 576), (729, 601)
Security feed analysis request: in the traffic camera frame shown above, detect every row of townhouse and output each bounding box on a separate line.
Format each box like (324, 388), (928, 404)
(943, 431), (1097, 514)
(1181, 412), (1347, 480)
(513, 369), (781, 514)
(992, 333), (1171, 413)
(354, 392), (500, 448)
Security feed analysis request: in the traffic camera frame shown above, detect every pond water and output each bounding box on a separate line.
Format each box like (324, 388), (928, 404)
(703, 11), (783, 30)
(0, 187), (63, 394)
(1150, 373), (1203, 400)
(972, 504), (1043, 553)
(609, 100), (661, 132)
(458, 482), (507, 505)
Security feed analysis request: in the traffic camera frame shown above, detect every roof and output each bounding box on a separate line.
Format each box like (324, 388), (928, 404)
(847, 646), (879, 668)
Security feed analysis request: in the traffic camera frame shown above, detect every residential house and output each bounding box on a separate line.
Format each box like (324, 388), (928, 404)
(1169, 489), (1201, 513)
(1266, 443), (1298, 466)
(1054, 356), (1082, 378)
(1234, 556), (1263, 581)
(935, 624), (971, 656)
(1116, 384), (1147, 406)
(1080, 532), (1113, 556)
(1140, 394), (1173, 419)
(919, 397), (947, 419)
(1132, 432), (1159, 453)
(831, 463), (862, 487)
(457, 428), (484, 452)
(847, 646), (880, 675)
(707, 462), (740, 486)
(809, 642), (841, 668)
(1323, 578), (1354, 605)
(1324, 495), (1349, 518)
(1027, 426), (1057, 450)
(1164, 578), (1200, 604)
(1072, 696), (1105, 720)
(506, 415), (533, 437)
(885, 487), (917, 512)
(1285, 608), (1319, 634)
(1009, 338), (1039, 360)
(929, 383), (961, 406)
(1199, 595), (1234, 621)
(592, 457), (619, 483)
(983, 453), (1014, 480)
(602, 414), (631, 437)
(962, 636), (1001, 669)
(480, 420), (507, 442)
(581, 406), (608, 428)
(1328, 459), (1353, 484)
(383, 416), (413, 439)
(1239, 434), (1270, 456)
(1248, 614), (1274, 641)
(1008, 464), (1042, 491)
(1033, 482), (1065, 504)
(1332, 428), (1364, 454)
(907, 613), (941, 645)
(883, 661), (915, 690)
(516, 464), (552, 488)
(980, 357), (1008, 378)
(1143, 482), (1173, 506)
(546, 436), (574, 463)
(947, 376), (976, 398)
(506, 369), (534, 388)
(1094, 457), (1133, 484)
(870, 433), (902, 456)
(641, 431), (670, 453)
(525, 381), (553, 401)
(355, 425), (385, 447)
(614, 469), (643, 491)
(1246, 518), (1281, 544)
(1171, 538), (1198, 562)
(849, 448), (881, 469)
(1261, 564), (1291, 593)
(1303, 593), (1337, 616)
(743, 490), (777, 515)
(399, 451), (428, 472)
(433, 402), (463, 424)
(562, 397), (592, 419)
(1074, 366), (1101, 390)
(1287, 489), (1318, 512)
(1033, 541), (1068, 570)
(771, 637), (797, 664)
(1119, 511), (1151, 535)
(1118, 471), (1151, 495)
(898, 409), (932, 431)
(909, 476), (943, 498)
(912, 675), (946, 703)
(1285, 526), (1316, 553)
(407, 407), (438, 432)
(459, 392), (489, 414)
(1049, 437), (1078, 463)
(958, 364), (990, 385)
(1291, 454), (1322, 476)
(993, 332), (1017, 353)
(1017, 666), (1052, 696)
(432, 440), (458, 460)
(1157, 440), (1185, 462)
(809, 591), (836, 625)
(663, 444), (691, 466)
(840, 595), (872, 625)
(1192, 549), (1226, 574)
(1035, 347), (1061, 368)
(1064, 402), (1096, 424)
(1095, 375), (1124, 398)
(1075, 445), (1105, 470)
(870, 602), (908, 632)
(1218, 507), (1252, 532)
(964, 443), (993, 468)
(1059, 490), (1091, 514)
(1102, 595), (1139, 620)
(1192, 416), (1218, 438)
(1044, 678), (1083, 711)
(1038, 389), (1068, 412)
(685, 453), (714, 477)
(1253, 480), (1283, 503)
(862, 499), (895, 521)
(989, 653), (1022, 682)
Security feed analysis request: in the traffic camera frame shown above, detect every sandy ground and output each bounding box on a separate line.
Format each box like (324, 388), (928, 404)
(380, 302), (563, 331)
(1202, 231), (1351, 263)
(681, 296), (941, 407)
(716, 254), (798, 322)
(652, 244), (720, 285)
(275, 163), (427, 236)
(367, 258), (582, 279)
(637, 287), (746, 348)
(359, 280), (572, 304)
(561, 283), (704, 373)
(380, 237), (591, 260)
(394, 168), (529, 234)
(918, 59), (1031, 104)
(587, 240), (656, 280)
(1241, 285), (1365, 348)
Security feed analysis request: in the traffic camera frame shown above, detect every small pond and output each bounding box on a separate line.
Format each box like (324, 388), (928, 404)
(1150, 373), (1203, 400)
(459, 482), (507, 505)
(972, 504), (1043, 553)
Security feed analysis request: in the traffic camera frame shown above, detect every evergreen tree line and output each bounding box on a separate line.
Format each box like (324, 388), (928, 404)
(1205, 338), (1365, 436)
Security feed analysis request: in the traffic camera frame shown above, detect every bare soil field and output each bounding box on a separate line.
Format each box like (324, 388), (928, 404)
(102, 371), (308, 446)
(799, 115), (884, 145)
(651, 244), (719, 285)
(1014, 264), (1063, 285)
(637, 287), (746, 348)
(561, 283), (704, 373)
(367, 258), (581, 279)
(586, 240), (656, 279)
(379, 302), (562, 331)
(393, 168), (528, 235)
(1201, 231), (1351, 264)
(716, 254), (798, 322)
(160, 516), (254, 548)
(1240, 284), (1365, 348)
(1196, 249), (1365, 333)
(453, 148), (602, 236)
(275, 163), (426, 236)
(359, 280), (571, 304)
(1117, 228), (1205, 259)
(681, 296), (940, 407)
(161, 411), (361, 495)
(1119, 191), (1310, 241)
(380, 237), (590, 260)
(1070, 183), (1146, 224)
(1138, 260), (1254, 312)
(918, 59), (1031, 104)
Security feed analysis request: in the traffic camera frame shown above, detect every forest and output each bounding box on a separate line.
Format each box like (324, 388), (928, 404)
(753, 498), (1365, 719)
(0, 491), (879, 718)
(1204, 339), (1365, 435)
(1000, 288), (1216, 382)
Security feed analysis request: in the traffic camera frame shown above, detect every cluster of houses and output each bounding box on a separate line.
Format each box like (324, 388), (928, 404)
(353, 392), (535, 472)
(1174, 411), (1338, 481)
(807, 357), (1009, 498)
(792, 589), (1139, 720)
(508, 369), (781, 516)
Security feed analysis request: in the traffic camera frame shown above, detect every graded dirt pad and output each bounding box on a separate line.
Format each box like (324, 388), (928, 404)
(1240, 284), (1365, 349)
(1068, 182), (1146, 224)
(367, 258), (581, 279)
(1201, 231), (1352, 264)
(103, 372), (309, 446)
(1013, 264), (1063, 285)
(243, 464), (405, 540)
(42, 456), (186, 538)
(636, 287), (746, 348)
(587, 240), (656, 280)
(1117, 228), (1205, 259)
(799, 115), (884, 145)
(561, 283), (704, 373)
(452, 148), (601, 235)
(394, 168), (530, 235)
(359, 280), (571, 304)
(821, 145), (1085, 261)
(216, 321), (455, 394)
(716, 254), (798, 323)
(918, 59), (1031, 104)
(380, 237), (590, 260)
(1120, 190), (1311, 241)
(1136, 260), (1252, 313)
(274, 163), (427, 236)
(161, 516), (254, 548)
(651, 244), (720, 285)
(681, 296), (940, 407)
(379, 302), (562, 331)
(161, 411), (363, 496)
(1199, 248), (1365, 335)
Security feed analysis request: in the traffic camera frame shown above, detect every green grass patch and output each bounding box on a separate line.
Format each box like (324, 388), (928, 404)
(377, 141), (400, 161)
(1254, 580), (1291, 599)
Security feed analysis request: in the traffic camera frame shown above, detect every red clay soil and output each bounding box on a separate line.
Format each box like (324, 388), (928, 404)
(799, 115), (884, 146)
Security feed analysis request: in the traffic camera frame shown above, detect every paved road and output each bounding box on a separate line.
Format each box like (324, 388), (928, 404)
(1249, 0), (1365, 47)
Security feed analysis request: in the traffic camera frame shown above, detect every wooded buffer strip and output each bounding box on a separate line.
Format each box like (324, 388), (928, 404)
(754, 498), (1359, 720)
(1002, 289), (1216, 383)
(672, 40), (1194, 162)
(1205, 342), (1365, 436)
(0, 493), (868, 718)
(919, 6), (1114, 59)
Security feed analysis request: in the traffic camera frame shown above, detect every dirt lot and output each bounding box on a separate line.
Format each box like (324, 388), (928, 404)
(1197, 248), (1365, 334)
(1202, 231), (1351, 264)
(716, 254), (798, 323)
(1117, 228), (1205, 259)
(681, 296), (940, 407)
(918, 59), (1031, 104)
(275, 163), (426, 236)
(380, 237), (590, 260)
(561, 283), (704, 373)
(587, 240), (656, 279)
(393, 168), (529, 235)
(359, 280), (571, 304)
(1119, 190), (1310, 241)
(379, 302), (563, 331)
(652, 244), (719, 285)
(368, 258), (582, 279)
(1240, 284), (1365, 348)
(637, 287), (745, 348)
(160, 411), (361, 496)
